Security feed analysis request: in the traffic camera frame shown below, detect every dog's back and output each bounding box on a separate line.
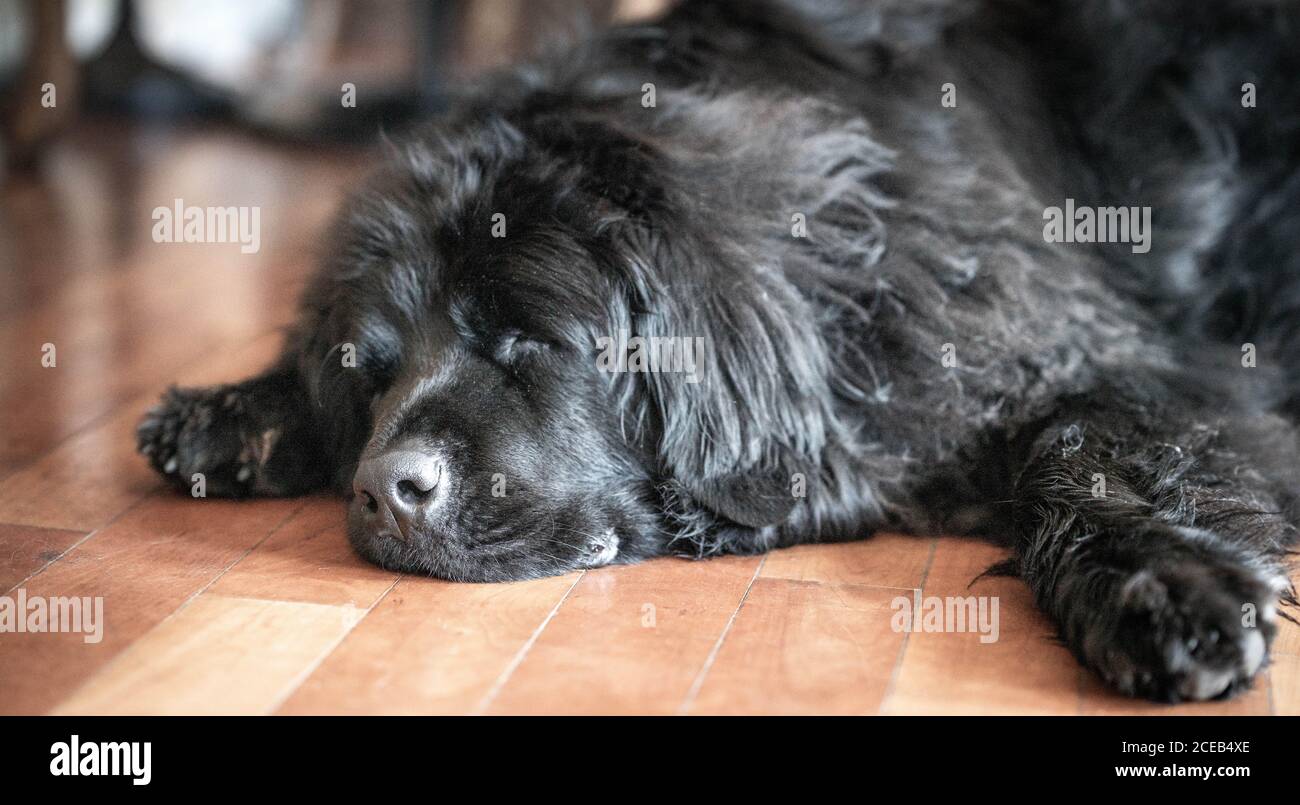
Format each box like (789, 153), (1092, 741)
(666, 0), (1300, 415)
(1024, 0), (1300, 410)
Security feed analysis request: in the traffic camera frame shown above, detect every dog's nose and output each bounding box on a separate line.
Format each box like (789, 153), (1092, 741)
(351, 448), (445, 539)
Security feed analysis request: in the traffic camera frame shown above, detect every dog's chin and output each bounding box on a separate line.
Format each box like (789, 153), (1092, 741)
(345, 517), (623, 582)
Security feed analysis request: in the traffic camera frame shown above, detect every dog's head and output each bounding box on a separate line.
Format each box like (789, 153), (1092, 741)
(309, 92), (864, 581)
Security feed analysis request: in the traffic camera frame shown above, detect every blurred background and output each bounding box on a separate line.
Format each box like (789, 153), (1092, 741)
(0, 0), (670, 172)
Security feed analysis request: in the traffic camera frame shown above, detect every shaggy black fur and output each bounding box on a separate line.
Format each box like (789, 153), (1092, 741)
(138, 0), (1300, 703)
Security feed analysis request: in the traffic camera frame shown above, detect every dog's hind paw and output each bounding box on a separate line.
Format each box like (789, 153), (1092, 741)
(1083, 543), (1283, 702)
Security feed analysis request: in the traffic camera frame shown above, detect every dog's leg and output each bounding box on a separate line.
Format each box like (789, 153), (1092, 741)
(136, 361), (329, 497)
(1010, 395), (1297, 701)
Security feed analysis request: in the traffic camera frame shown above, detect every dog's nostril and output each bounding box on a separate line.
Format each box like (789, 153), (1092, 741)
(360, 490), (379, 514)
(352, 446), (445, 531)
(396, 478), (433, 504)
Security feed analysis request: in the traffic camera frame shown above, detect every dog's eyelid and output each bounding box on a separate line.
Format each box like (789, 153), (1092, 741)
(500, 329), (544, 347)
(494, 330), (552, 363)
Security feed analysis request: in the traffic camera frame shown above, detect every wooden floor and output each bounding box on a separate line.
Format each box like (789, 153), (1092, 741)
(2, 121), (1297, 715)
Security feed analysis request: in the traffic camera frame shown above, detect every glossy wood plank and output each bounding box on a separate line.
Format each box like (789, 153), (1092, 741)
(483, 555), (762, 715)
(276, 574), (579, 715)
(0, 331), (284, 533)
(1274, 567), (1300, 657)
(0, 523), (88, 592)
(686, 578), (907, 715)
(881, 537), (1082, 715)
(761, 533), (934, 589)
(0, 494), (301, 714)
(51, 594), (362, 715)
(1271, 654), (1300, 715)
(1279, 618), (1300, 657)
(208, 499), (398, 608)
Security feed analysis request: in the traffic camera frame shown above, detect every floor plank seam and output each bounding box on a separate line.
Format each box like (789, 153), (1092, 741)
(2, 531), (91, 595)
(470, 570), (586, 715)
(2, 491), (158, 596)
(174, 499), (310, 606)
(40, 497), (309, 714)
(676, 555), (767, 715)
(266, 576), (402, 715)
(0, 324), (285, 488)
(0, 397), (123, 486)
(877, 536), (938, 715)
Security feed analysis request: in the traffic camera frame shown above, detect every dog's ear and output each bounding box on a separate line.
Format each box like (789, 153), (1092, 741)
(684, 464), (801, 529)
(552, 113), (840, 530)
(605, 216), (831, 530)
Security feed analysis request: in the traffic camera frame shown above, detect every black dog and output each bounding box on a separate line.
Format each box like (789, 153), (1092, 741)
(137, 0), (1300, 702)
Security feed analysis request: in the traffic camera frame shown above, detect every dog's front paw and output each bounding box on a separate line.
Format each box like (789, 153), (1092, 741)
(1084, 545), (1282, 702)
(136, 386), (277, 497)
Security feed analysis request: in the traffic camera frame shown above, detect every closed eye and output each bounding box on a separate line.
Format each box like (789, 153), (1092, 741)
(494, 331), (550, 365)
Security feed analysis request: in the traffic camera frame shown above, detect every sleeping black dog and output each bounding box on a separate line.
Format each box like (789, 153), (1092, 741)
(137, 0), (1300, 702)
